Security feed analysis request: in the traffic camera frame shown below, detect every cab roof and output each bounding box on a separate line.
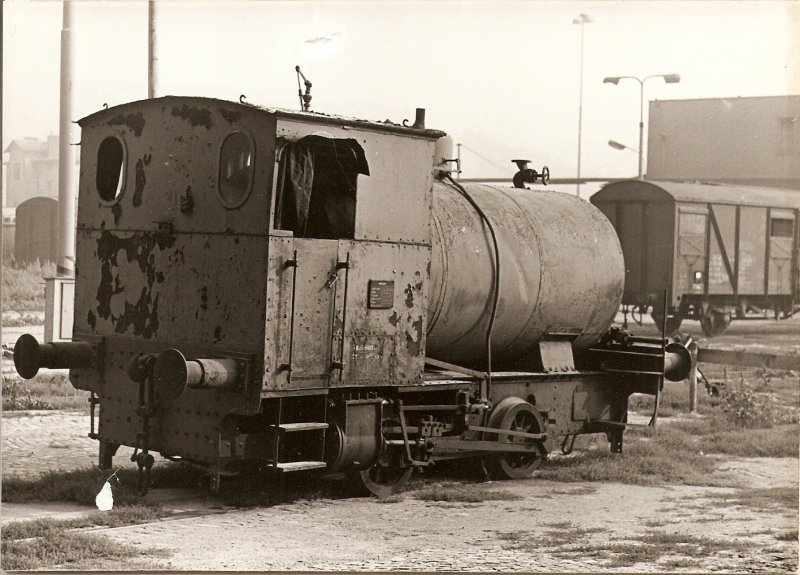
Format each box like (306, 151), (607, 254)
(78, 96), (447, 140)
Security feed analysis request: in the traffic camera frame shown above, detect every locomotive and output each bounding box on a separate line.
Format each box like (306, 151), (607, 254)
(15, 97), (692, 495)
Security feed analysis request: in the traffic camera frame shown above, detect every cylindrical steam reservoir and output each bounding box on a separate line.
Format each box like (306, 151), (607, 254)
(427, 181), (624, 370)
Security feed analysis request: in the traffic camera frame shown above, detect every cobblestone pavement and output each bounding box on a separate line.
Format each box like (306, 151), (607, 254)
(2, 413), (797, 572)
(1, 411), (136, 478)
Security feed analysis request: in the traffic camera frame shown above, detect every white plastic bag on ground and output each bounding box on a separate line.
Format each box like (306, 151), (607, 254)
(95, 470), (118, 511)
(95, 481), (113, 511)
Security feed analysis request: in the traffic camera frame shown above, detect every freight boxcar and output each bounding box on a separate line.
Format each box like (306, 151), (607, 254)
(591, 180), (800, 336)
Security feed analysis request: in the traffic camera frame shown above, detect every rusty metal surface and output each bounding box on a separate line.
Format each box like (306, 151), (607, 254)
(427, 182), (624, 370)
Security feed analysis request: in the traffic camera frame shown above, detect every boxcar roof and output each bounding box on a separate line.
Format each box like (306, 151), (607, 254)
(592, 179), (800, 210)
(78, 95), (447, 140)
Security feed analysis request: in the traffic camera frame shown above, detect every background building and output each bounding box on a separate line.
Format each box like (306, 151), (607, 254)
(646, 95), (800, 189)
(3, 135), (60, 208)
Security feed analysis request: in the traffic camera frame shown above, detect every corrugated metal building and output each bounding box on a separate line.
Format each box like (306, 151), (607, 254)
(647, 95), (800, 189)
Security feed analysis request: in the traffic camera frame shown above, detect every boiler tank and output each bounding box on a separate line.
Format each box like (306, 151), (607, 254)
(427, 181), (624, 370)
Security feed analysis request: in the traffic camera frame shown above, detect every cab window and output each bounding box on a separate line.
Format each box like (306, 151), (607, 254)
(274, 136), (369, 239)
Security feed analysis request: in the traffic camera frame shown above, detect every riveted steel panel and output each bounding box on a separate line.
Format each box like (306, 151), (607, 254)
(77, 97), (276, 236)
(331, 240), (429, 387)
(74, 229), (268, 352)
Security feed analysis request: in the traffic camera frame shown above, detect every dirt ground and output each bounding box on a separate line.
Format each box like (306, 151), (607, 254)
(2, 317), (799, 572)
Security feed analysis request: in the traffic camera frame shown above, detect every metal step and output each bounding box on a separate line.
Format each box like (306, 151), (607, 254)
(275, 461), (327, 472)
(277, 422), (329, 432)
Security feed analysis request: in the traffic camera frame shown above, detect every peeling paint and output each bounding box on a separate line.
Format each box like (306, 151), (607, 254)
(114, 288), (160, 338)
(388, 310), (400, 327)
(404, 283), (415, 308)
(171, 105), (213, 129)
(219, 108), (241, 124)
(214, 326), (222, 343)
(200, 286), (209, 311)
(95, 229), (175, 338)
(111, 203), (122, 225)
(87, 310), (97, 331)
(108, 113), (146, 137)
(180, 186), (194, 214)
(133, 159), (146, 207)
(405, 316), (424, 356)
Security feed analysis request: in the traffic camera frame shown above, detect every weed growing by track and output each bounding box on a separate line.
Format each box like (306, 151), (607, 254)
(2, 464), (207, 505)
(2, 373), (88, 411)
(1, 260), (54, 313)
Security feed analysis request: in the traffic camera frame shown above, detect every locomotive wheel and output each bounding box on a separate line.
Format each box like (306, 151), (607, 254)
(700, 309), (731, 337)
(651, 311), (683, 335)
(354, 463), (413, 498)
(484, 397), (546, 480)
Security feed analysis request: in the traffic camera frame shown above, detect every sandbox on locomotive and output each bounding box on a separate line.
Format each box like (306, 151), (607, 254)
(14, 97), (691, 495)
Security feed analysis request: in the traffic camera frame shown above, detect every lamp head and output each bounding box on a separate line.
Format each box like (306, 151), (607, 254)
(572, 13), (593, 24)
(608, 140), (626, 150)
(663, 73), (681, 84)
(603, 77), (620, 85)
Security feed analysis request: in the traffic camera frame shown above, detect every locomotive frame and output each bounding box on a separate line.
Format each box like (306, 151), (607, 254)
(591, 180), (800, 336)
(15, 97), (691, 495)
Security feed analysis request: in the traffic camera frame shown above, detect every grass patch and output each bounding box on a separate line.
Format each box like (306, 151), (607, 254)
(1, 530), (153, 571)
(537, 426), (719, 486)
(1, 506), (169, 541)
(705, 487), (798, 512)
(2, 312), (44, 327)
(2, 373), (89, 411)
(502, 527), (753, 569)
(415, 483), (521, 503)
(2, 463), (207, 505)
(776, 529), (798, 542)
(1, 260), (54, 313)
(1, 508), (170, 571)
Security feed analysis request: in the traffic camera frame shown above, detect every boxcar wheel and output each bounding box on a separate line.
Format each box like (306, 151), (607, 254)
(700, 309), (730, 337)
(484, 397), (547, 480)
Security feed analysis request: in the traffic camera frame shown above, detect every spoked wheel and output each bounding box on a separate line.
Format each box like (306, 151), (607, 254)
(651, 311), (683, 335)
(484, 397), (547, 480)
(351, 417), (413, 497)
(355, 463), (413, 498)
(700, 309), (731, 337)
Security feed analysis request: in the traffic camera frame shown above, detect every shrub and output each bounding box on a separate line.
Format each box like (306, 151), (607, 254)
(720, 376), (776, 428)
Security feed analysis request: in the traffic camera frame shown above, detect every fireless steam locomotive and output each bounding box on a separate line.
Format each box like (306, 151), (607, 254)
(15, 97), (692, 495)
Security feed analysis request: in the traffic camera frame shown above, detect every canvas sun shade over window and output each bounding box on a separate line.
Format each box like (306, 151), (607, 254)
(274, 135), (369, 239)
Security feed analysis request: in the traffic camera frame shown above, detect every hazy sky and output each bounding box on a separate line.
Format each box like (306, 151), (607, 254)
(3, 0), (799, 197)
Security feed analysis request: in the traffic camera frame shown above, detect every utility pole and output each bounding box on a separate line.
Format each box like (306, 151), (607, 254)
(57, 0), (77, 277)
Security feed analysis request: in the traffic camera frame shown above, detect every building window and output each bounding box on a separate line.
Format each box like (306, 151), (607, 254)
(96, 136), (126, 203)
(218, 131), (254, 209)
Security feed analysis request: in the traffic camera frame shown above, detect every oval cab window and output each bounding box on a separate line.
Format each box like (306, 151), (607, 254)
(218, 132), (254, 208)
(96, 136), (126, 203)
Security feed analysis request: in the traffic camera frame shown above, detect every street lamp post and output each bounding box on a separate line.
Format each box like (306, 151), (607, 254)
(603, 73), (680, 179)
(573, 13), (592, 196)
